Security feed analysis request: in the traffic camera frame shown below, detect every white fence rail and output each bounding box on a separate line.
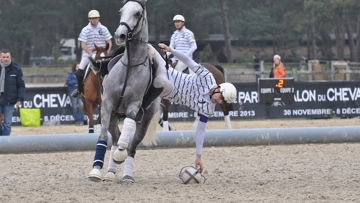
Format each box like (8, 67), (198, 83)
(22, 61), (360, 84)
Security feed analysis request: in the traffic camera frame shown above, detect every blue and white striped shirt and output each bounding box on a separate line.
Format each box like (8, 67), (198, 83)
(78, 22), (112, 57)
(165, 61), (217, 117)
(169, 26), (196, 60)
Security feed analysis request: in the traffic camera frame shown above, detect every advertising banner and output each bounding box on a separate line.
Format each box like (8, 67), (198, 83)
(12, 81), (360, 125)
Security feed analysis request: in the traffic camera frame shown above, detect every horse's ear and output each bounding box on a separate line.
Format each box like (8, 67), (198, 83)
(106, 42), (110, 51)
(93, 43), (98, 52)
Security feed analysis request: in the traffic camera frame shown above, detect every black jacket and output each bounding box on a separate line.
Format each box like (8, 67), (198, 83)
(0, 62), (25, 105)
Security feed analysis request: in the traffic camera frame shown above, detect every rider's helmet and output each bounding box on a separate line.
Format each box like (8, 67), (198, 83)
(219, 83), (237, 104)
(173, 14), (185, 22)
(88, 10), (100, 18)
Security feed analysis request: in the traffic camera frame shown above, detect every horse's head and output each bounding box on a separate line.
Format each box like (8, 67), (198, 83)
(93, 43), (110, 60)
(115, 0), (147, 46)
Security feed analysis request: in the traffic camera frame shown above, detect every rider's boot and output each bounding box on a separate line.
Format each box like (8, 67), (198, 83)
(71, 69), (84, 98)
(88, 56), (110, 78)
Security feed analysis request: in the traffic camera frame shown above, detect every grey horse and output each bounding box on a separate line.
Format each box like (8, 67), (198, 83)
(88, 0), (162, 183)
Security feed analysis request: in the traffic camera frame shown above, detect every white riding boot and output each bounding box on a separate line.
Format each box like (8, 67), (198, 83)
(224, 115), (232, 129)
(162, 120), (169, 132)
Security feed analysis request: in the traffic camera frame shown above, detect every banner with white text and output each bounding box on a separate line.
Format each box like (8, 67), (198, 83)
(12, 81), (360, 125)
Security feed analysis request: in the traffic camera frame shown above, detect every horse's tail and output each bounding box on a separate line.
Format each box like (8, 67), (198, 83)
(141, 99), (161, 146)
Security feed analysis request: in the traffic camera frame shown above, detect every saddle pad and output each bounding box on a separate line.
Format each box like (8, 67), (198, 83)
(19, 108), (41, 127)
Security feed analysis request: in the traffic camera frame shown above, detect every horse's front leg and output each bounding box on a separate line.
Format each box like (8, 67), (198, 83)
(88, 101), (116, 182)
(86, 103), (95, 133)
(113, 101), (141, 164)
(102, 116), (121, 182)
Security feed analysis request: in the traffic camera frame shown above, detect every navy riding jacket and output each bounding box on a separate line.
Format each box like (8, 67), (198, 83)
(0, 62), (26, 105)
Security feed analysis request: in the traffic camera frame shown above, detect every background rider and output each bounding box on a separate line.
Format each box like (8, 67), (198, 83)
(167, 14), (197, 73)
(72, 9), (112, 98)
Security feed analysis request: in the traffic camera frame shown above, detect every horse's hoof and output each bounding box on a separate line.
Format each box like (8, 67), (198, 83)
(113, 148), (127, 164)
(122, 175), (135, 183)
(103, 172), (116, 182)
(88, 168), (102, 182)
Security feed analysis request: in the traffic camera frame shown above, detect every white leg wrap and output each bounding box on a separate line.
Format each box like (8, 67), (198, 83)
(117, 118), (136, 149)
(162, 120), (169, 132)
(107, 145), (118, 173)
(192, 115), (200, 130)
(224, 115), (232, 129)
(123, 156), (134, 177)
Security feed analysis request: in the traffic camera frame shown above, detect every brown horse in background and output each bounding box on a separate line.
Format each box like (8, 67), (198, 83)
(80, 43), (109, 133)
(160, 62), (233, 131)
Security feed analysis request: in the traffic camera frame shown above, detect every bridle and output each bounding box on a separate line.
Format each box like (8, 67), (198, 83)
(114, 0), (149, 115)
(119, 0), (148, 67)
(119, 0), (145, 42)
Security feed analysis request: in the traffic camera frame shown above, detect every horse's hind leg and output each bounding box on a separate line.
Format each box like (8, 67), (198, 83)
(96, 105), (101, 133)
(160, 99), (171, 131)
(103, 116), (121, 182)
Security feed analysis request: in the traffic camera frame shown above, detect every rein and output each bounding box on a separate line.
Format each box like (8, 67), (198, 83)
(114, 0), (148, 113)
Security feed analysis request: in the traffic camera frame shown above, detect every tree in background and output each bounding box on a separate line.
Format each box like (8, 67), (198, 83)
(0, 0), (360, 64)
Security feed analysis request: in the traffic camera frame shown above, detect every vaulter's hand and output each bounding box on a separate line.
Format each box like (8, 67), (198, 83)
(195, 154), (204, 174)
(158, 43), (170, 53)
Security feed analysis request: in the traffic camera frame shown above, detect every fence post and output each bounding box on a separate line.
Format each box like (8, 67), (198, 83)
(307, 60), (312, 81)
(32, 63), (37, 83)
(292, 67), (298, 81)
(260, 60), (264, 78)
(223, 67), (228, 82)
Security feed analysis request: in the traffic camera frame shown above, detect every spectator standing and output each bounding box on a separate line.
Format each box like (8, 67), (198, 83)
(0, 49), (25, 136)
(66, 63), (84, 125)
(272, 54), (286, 78)
(71, 9), (112, 98)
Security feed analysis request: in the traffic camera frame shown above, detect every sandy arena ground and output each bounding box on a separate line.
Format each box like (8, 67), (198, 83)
(1, 118), (360, 203)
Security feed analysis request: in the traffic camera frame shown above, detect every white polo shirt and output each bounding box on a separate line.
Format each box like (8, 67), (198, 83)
(169, 26), (196, 61)
(78, 22), (112, 57)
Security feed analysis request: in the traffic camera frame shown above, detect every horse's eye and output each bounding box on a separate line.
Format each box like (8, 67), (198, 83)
(135, 11), (141, 17)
